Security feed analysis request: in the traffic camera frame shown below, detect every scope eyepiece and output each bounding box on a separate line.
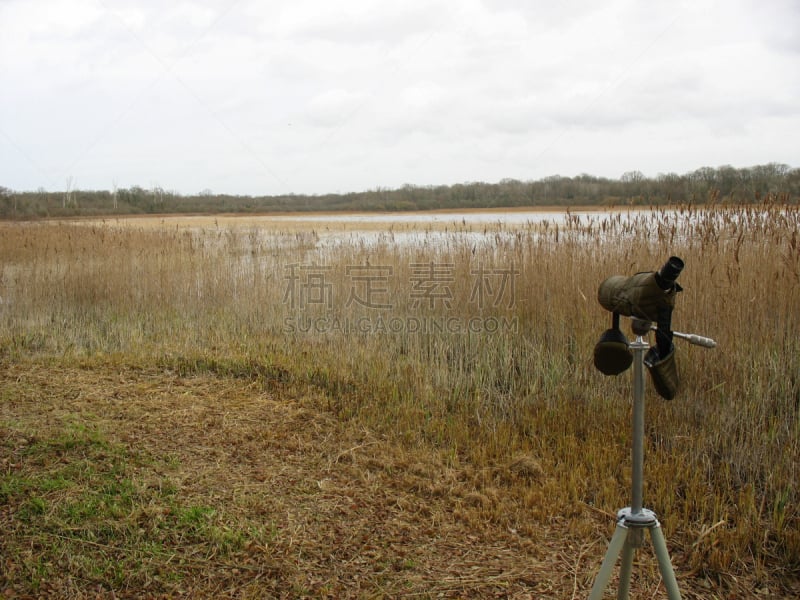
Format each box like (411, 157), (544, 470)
(655, 256), (684, 290)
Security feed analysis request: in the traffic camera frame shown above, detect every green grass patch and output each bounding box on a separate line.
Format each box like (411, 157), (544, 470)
(0, 419), (272, 595)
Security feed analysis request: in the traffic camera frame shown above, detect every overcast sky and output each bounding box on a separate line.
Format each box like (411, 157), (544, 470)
(2, 0), (798, 196)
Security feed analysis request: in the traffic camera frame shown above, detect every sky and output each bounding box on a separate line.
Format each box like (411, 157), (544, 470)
(1, 0), (799, 196)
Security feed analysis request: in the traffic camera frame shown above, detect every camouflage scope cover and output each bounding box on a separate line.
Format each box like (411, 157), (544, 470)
(597, 272), (679, 322)
(644, 346), (679, 400)
(593, 327), (633, 376)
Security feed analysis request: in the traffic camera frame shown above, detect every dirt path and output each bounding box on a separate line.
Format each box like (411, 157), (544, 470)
(0, 359), (747, 598)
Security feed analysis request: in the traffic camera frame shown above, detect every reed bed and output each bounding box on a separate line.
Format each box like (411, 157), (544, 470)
(1, 204), (798, 584)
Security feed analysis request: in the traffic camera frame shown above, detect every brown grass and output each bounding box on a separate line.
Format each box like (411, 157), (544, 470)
(2, 356), (777, 599)
(0, 357), (583, 598)
(1, 203), (799, 597)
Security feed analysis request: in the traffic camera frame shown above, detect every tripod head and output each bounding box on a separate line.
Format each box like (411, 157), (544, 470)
(630, 318), (652, 337)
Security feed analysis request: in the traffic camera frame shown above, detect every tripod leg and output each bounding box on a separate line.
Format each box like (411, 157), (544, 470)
(616, 538), (635, 600)
(649, 525), (681, 600)
(589, 524), (628, 600)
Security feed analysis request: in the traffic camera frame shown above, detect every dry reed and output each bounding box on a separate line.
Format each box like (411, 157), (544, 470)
(1, 203), (798, 584)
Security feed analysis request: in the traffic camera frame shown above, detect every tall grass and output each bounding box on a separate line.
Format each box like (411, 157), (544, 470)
(1, 204), (798, 580)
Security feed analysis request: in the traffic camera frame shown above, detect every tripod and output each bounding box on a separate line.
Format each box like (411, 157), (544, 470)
(588, 318), (716, 599)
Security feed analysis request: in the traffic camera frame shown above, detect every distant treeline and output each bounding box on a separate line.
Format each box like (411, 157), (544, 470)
(1, 163), (798, 219)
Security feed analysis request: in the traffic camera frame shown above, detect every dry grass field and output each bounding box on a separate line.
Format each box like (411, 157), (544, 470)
(1, 204), (799, 598)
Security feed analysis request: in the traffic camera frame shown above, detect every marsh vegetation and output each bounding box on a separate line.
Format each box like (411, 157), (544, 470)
(1, 204), (798, 597)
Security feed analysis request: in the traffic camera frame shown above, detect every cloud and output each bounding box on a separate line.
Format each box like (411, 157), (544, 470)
(0, 0), (797, 195)
(270, 0), (447, 44)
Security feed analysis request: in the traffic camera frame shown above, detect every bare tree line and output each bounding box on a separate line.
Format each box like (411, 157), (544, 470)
(1, 163), (797, 219)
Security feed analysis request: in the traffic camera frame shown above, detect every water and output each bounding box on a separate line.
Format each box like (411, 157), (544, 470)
(268, 209), (630, 249)
(270, 209), (603, 226)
